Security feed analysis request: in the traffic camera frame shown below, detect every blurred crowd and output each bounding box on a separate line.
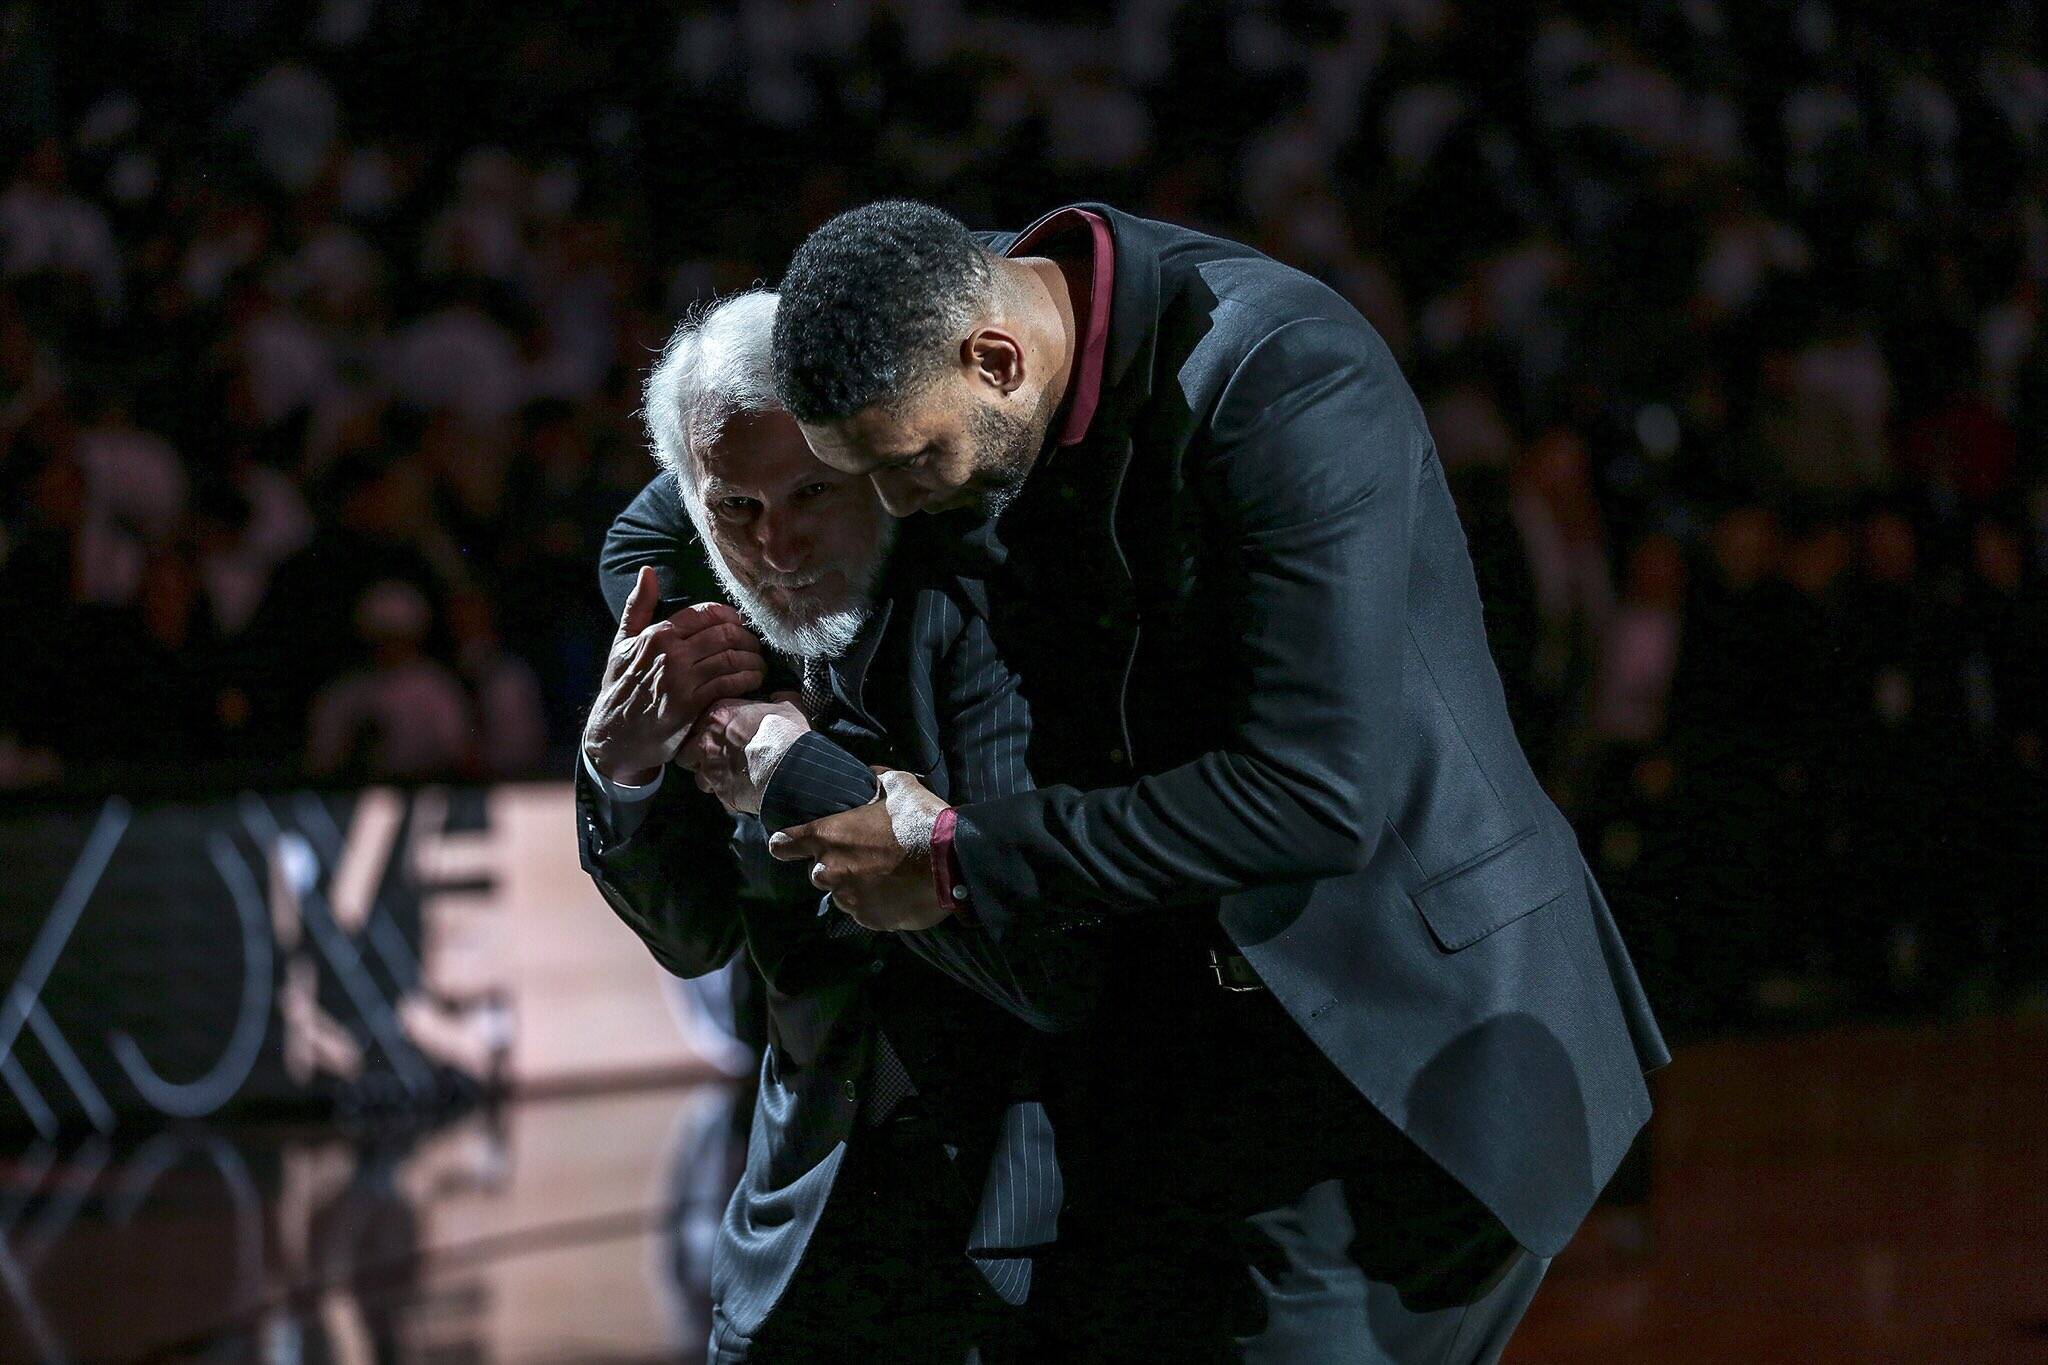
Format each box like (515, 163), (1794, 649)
(1, 0), (2043, 1023)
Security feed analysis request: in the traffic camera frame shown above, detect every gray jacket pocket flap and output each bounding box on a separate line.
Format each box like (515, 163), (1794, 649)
(1411, 827), (1573, 952)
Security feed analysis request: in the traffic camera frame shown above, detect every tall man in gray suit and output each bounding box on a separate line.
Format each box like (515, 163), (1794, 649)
(738, 201), (1674, 1362)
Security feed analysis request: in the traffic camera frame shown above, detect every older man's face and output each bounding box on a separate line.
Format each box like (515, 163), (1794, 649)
(694, 409), (893, 658)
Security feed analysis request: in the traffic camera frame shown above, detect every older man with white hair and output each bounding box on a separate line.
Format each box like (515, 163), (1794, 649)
(656, 289), (897, 664)
(576, 291), (1100, 1363)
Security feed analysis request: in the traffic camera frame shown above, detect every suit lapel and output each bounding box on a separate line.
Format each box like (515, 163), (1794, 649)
(822, 595), (892, 738)
(816, 589), (947, 780)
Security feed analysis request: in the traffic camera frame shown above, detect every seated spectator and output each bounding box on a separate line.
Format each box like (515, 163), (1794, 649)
(189, 464), (313, 640)
(1899, 378), (2019, 509)
(70, 391), (186, 607)
(1, 440), (89, 770)
(74, 544), (241, 766)
(1838, 505), (1961, 739)
(1957, 514), (2046, 750)
(1512, 423), (1615, 772)
(0, 139), (121, 325)
(307, 581), (472, 779)
(244, 447), (452, 748)
(447, 585), (546, 777)
(1754, 310), (1896, 507)
(1836, 663), (1954, 1009)
(1590, 532), (1686, 751)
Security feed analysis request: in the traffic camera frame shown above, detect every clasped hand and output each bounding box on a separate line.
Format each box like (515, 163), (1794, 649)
(768, 769), (955, 931)
(679, 695), (810, 815)
(581, 566), (766, 786)
(582, 567), (955, 931)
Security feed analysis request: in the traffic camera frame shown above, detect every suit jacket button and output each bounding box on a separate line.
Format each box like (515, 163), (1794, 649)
(843, 1079), (858, 1102)
(1110, 748), (1127, 765)
(869, 958), (886, 974)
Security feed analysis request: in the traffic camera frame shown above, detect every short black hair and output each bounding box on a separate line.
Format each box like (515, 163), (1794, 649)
(771, 200), (993, 423)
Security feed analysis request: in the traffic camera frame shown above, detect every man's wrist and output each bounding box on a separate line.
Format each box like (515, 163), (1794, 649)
(584, 744), (662, 791)
(744, 713), (811, 792)
(931, 806), (974, 924)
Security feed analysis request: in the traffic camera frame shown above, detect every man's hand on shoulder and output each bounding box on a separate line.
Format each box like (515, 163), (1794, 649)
(766, 769), (953, 931)
(582, 566), (767, 785)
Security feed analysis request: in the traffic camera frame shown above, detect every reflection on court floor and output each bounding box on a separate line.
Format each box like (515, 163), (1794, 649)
(0, 1083), (743, 1364)
(2, 1017), (2043, 1363)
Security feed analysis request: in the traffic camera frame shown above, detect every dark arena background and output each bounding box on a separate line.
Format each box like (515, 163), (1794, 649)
(2, 2), (2045, 1360)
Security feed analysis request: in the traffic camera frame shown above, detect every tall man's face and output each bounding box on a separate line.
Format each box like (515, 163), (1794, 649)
(692, 409), (894, 659)
(799, 353), (1056, 520)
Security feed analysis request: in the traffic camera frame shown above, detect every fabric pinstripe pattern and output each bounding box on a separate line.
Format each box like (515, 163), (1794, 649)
(585, 526), (1087, 1343)
(757, 732), (880, 832)
(922, 610), (1109, 1033)
(758, 731), (920, 1124)
(881, 597), (1071, 1286)
(967, 1100), (1063, 1304)
(751, 585), (1076, 1296)
(921, 601), (1070, 1285)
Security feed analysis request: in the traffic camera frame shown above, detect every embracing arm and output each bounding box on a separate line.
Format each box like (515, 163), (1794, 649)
(749, 678), (1099, 1031)
(599, 473), (711, 620)
(952, 316), (1422, 934)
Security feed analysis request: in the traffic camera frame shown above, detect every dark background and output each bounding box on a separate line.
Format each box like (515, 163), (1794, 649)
(2, 0), (2044, 1042)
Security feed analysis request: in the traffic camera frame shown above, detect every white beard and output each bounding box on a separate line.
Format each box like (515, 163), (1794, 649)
(695, 518), (894, 663)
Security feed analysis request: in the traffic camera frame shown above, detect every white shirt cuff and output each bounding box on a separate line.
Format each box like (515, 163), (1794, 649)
(583, 751), (664, 842)
(584, 750), (666, 802)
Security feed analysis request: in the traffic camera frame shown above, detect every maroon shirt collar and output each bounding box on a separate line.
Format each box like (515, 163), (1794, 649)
(1004, 207), (1114, 448)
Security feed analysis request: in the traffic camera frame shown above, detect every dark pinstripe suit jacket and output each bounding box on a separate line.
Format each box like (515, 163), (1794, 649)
(579, 478), (1099, 1358)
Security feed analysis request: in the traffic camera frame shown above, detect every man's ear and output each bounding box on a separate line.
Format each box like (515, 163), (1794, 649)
(962, 326), (1027, 396)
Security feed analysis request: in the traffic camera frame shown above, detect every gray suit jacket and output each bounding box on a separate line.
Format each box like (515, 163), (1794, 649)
(935, 205), (1670, 1257)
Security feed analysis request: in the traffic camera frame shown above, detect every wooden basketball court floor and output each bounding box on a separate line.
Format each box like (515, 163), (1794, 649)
(2, 1016), (2042, 1362)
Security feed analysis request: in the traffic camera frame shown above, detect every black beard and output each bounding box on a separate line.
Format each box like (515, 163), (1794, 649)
(967, 397), (1044, 520)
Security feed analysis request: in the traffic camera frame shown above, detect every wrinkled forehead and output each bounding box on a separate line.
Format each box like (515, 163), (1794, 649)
(695, 408), (834, 492)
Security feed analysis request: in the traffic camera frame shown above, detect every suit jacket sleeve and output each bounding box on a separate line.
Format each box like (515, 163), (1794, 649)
(756, 660), (1100, 1032)
(952, 316), (1422, 931)
(577, 479), (746, 977)
(576, 757), (747, 977)
(599, 473), (717, 620)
